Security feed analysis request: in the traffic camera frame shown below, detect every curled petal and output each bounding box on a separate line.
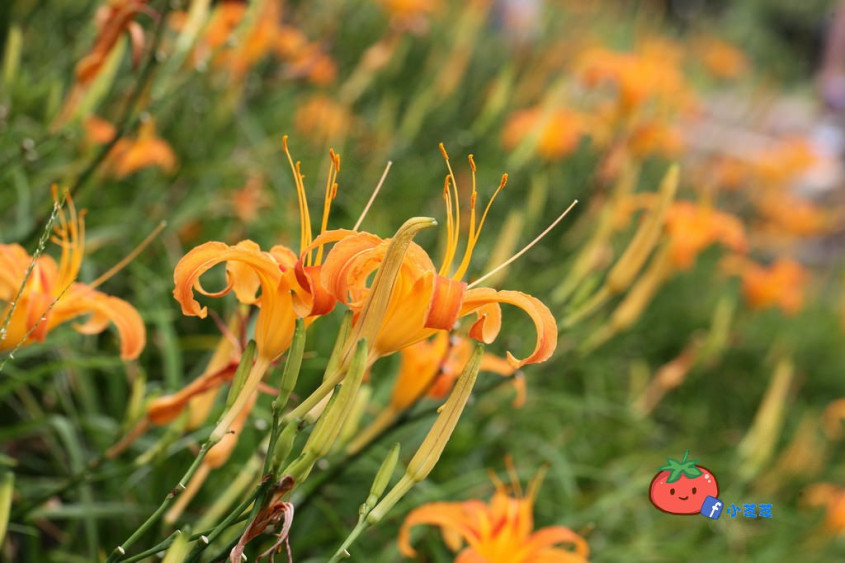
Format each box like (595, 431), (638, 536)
(521, 526), (591, 560)
(50, 285), (146, 360)
(319, 230), (382, 302)
(399, 502), (478, 557)
(292, 263), (336, 317)
(467, 302), (501, 344)
(173, 240), (282, 318)
(462, 288), (557, 368)
(424, 275), (466, 331)
(269, 244), (298, 270)
(226, 241), (264, 304)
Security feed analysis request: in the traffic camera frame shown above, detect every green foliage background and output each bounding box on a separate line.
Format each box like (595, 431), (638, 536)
(1, 0), (845, 561)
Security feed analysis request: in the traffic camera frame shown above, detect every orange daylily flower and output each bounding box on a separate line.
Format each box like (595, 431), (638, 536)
(172, 139), (342, 442)
(76, 0), (150, 87)
(804, 483), (845, 535)
(54, 0), (151, 126)
(664, 201), (747, 270)
(96, 117), (177, 178)
(313, 147), (557, 368)
(172, 138), (339, 379)
(0, 190), (145, 360)
(173, 239), (305, 364)
(751, 138), (819, 187)
(231, 174), (270, 223)
(399, 468), (589, 562)
(694, 37), (747, 79)
(501, 106), (590, 161)
(181, 0), (337, 85)
(84, 114), (118, 145)
(391, 332), (517, 414)
(294, 95), (354, 144)
(627, 121), (684, 158)
(754, 194), (834, 237)
(377, 0), (442, 32)
(577, 45), (692, 115)
(737, 258), (807, 315)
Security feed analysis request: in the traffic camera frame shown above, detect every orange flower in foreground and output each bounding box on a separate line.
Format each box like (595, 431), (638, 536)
(172, 141), (340, 365)
(313, 147), (557, 367)
(664, 201), (747, 269)
(172, 139), (340, 441)
(399, 469), (589, 562)
(737, 259), (807, 315)
(101, 118), (177, 178)
(0, 190), (145, 360)
(502, 107), (590, 161)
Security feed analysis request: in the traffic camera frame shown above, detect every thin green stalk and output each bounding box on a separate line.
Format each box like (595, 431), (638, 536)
(104, 437), (218, 563)
(183, 479), (267, 562)
(328, 518), (367, 563)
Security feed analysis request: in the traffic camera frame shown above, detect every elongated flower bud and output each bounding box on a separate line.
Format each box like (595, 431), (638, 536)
(271, 420), (300, 476)
(361, 443), (400, 516)
(737, 358), (794, 481)
(0, 470), (12, 546)
(286, 340), (369, 481)
(324, 311), (353, 382)
(607, 165), (678, 293)
(564, 165), (677, 329)
(225, 340), (257, 411)
(367, 344), (483, 525)
(273, 318), (306, 411)
(349, 217), (437, 362)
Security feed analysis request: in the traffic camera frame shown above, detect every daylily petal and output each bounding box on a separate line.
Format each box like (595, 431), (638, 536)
(147, 362), (237, 425)
(48, 285), (146, 360)
(172, 240), (282, 318)
(424, 275), (466, 330)
(399, 502), (477, 557)
(519, 526), (590, 559)
(462, 288), (557, 368)
(292, 262), (336, 317)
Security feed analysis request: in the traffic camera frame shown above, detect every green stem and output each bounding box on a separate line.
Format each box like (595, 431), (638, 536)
(104, 437), (217, 563)
(327, 517), (367, 563)
(183, 480), (266, 562)
(120, 530), (183, 563)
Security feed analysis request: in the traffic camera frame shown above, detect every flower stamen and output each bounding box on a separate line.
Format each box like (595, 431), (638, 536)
(353, 161), (392, 231)
(468, 199), (578, 289)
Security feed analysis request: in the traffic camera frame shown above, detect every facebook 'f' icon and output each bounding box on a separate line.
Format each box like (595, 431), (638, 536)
(700, 496), (723, 520)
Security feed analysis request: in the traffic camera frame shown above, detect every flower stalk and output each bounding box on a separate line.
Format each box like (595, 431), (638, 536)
(329, 344), (483, 561)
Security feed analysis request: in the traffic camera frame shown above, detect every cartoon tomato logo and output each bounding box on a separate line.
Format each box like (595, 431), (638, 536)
(649, 450), (718, 514)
